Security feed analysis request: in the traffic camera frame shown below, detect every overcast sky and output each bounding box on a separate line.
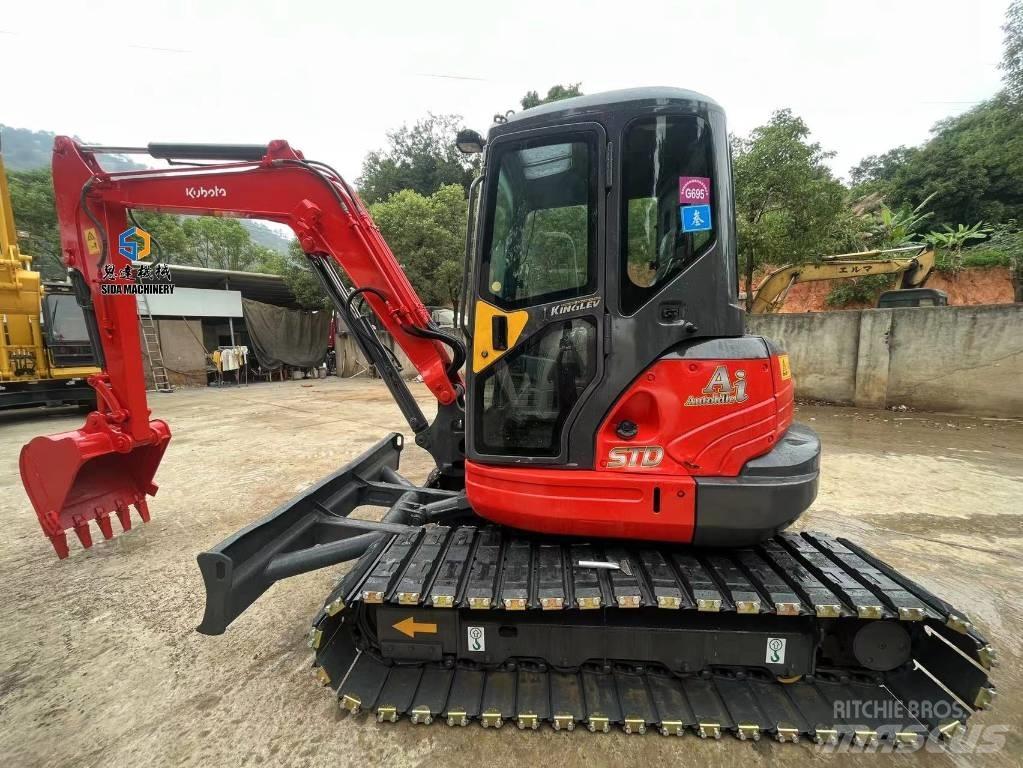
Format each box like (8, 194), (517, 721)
(2, 1), (1010, 182)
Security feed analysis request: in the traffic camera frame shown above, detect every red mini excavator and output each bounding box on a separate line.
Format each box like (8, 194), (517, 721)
(21, 89), (995, 744)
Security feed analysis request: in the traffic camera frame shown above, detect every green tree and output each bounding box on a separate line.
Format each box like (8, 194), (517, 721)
(357, 114), (479, 204)
(180, 217), (261, 270)
(6, 167), (64, 280)
(256, 240), (329, 309)
(1003, 0), (1023, 102)
(732, 109), (851, 310)
(369, 184), (467, 307)
(520, 83), (583, 110)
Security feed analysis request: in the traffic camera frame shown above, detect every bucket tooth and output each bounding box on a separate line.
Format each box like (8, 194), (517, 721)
(96, 513), (114, 540)
(659, 720), (684, 737)
(410, 706), (432, 725)
(115, 503), (132, 532)
(815, 604), (842, 618)
(135, 497), (151, 523)
(73, 521), (93, 549)
(587, 715), (610, 733)
(540, 596), (564, 610)
(431, 594), (454, 608)
(553, 713), (575, 731)
(397, 592), (420, 605)
(311, 666), (330, 685)
(577, 596), (601, 610)
(362, 590), (384, 604)
(468, 596), (491, 609)
(376, 705), (398, 723)
(49, 532), (70, 560)
(737, 723), (760, 741)
(446, 710), (468, 727)
(503, 597), (527, 610)
(517, 713), (539, 730)
(697, 598), (721, 612)
(656, 595), (681, 609)
(775, 601), (800, 616)
(898, 606), (924, 621)
(697, 722), (721, 739)
(623, 717), (646, 735)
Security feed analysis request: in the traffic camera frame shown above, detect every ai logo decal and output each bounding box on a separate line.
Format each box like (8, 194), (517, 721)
(467, 626), (485, 652)
(766, 637), (786, 664)
(684, 365), (748, 407)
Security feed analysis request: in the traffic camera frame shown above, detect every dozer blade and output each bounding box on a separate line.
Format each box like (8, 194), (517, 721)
(19, 418), (171, 558)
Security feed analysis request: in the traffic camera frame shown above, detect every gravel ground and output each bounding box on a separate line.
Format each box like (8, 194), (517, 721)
(0, 377), (1019, 768)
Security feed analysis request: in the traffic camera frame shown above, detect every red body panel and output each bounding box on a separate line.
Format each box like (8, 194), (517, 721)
(466, 352), (794, 543)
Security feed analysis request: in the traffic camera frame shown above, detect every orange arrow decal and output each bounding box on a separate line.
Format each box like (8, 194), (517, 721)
(393, 616), (438, 638)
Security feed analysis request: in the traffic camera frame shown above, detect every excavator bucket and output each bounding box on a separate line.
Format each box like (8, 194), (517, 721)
(19, 417), (171, 559)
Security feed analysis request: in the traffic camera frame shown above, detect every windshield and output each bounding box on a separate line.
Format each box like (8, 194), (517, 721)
(481, 135), (596, 309)
(43, 293), (90, 342)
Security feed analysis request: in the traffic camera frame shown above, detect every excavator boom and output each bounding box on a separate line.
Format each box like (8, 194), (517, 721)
(21, 138), (465, 558)
(750, 246), (936, 314)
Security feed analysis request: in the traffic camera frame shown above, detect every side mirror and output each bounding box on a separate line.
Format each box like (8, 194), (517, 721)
(456, 129), (486, 155)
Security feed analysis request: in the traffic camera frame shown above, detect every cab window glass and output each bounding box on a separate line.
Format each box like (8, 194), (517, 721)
(621, 116), (714, 314)
(483, 136), (596, 309)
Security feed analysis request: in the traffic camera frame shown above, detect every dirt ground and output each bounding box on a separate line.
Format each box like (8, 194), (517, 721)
(1, 377), (1020, 768)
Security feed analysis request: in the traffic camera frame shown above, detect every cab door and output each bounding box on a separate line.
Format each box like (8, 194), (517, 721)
(466, 123), (606, 465)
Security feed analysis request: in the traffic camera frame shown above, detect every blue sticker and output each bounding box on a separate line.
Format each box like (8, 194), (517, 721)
(680, 204), (712, 233)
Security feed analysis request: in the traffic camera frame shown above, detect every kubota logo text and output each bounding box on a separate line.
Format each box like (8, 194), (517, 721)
(684, 365), (748, 406)
(117, 226), (151, 261)
(185, 185), (227, 199)
(607, 446), (664, 469)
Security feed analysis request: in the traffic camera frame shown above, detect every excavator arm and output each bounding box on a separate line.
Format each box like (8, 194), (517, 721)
(20, 138), (466, 558)
(750, 246), (936, 314)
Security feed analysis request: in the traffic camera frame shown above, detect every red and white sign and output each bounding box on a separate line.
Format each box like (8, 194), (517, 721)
(678, 176), (711, 204)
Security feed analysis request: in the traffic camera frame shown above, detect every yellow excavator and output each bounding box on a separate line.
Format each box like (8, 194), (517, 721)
(0, 148), (97, 409)
(750, 245), (938, 314)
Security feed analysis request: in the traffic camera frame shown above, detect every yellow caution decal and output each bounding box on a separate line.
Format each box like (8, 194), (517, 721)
(84, 227), (101, 256)
(778, 354), (792, 381)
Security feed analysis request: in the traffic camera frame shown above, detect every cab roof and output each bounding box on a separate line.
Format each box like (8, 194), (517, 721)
(494, 87), (722, 134)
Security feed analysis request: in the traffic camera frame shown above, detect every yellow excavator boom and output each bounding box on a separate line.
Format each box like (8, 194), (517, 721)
(750, 246), (936, 314)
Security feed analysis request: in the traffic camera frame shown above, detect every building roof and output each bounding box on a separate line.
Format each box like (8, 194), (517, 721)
(154, 263), (299, 307)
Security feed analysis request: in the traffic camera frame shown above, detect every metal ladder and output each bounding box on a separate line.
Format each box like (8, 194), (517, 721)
(138, 295), (172, 393)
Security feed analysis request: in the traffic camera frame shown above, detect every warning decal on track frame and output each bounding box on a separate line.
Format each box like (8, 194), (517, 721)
(467, 626), (485, 652)
(766, 637), (786, 664)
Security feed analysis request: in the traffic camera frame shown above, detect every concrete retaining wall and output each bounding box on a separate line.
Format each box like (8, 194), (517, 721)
(749, 304), (1023, 417)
